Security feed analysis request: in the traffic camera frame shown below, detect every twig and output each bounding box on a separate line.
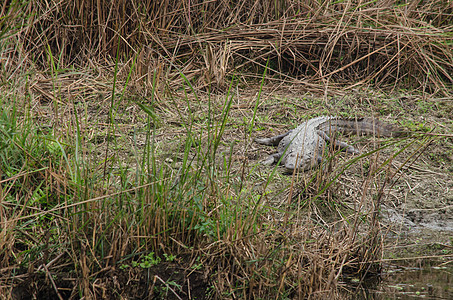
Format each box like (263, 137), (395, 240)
(153, 275), (183, 300)
(42, 264), (64, 300)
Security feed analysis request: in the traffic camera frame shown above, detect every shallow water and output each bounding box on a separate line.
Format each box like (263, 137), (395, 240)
(372, 206), (453, 299)
(349, 264), (453, 299)
(379, 264), (452, 299)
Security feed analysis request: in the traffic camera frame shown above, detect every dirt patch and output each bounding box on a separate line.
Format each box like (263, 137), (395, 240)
(5, 84), (452, 299)
(30, 87), (453, 254)
(11, 260), (209, 300)
(249, 91), (453, 256)
(380, 139), (453, 257)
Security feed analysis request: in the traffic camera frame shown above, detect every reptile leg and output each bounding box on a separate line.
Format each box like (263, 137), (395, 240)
(262, 153), (282, 165)
(254, 130), (292, 146)
(317, 130), (360, 154)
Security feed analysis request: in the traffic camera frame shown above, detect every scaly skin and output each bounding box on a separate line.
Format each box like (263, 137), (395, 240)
(254, 116), (403, 172)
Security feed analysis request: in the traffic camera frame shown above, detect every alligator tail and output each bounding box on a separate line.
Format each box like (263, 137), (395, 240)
(317, 118), (405, 137)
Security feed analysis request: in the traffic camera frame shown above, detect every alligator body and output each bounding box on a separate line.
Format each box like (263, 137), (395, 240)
(254, 116), (402, 172)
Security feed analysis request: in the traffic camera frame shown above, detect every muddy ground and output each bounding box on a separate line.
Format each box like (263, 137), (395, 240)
(11, 85), (453, 299)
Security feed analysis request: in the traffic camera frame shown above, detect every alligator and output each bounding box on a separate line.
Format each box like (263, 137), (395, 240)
(254, 116), (403, 172)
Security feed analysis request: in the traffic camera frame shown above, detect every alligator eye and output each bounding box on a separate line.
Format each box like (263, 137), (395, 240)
(285, 162), (295, 169)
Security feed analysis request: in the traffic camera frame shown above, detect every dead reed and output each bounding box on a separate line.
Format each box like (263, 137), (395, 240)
(0, 0), (451, 299)
(2, 0), (452, 92)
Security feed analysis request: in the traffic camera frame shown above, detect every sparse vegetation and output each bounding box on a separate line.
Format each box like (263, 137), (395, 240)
(1, 1), (452, 299)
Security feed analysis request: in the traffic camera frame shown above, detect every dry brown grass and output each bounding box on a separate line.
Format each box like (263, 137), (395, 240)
(0, 1), (452, 299)
(2, 0), (453, 93)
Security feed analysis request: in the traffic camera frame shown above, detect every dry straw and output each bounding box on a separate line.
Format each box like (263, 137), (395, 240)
(3, 0), (452, 93)
(0, 1), (451, 299)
